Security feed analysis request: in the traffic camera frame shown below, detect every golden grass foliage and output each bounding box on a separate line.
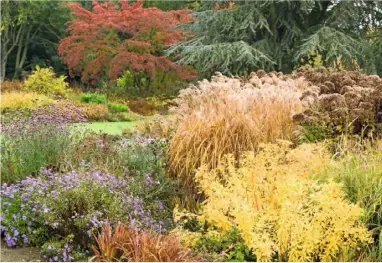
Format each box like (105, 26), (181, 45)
(178, 141), (372, 262)
(1, 91), (54, 112)
(169, 73), (303, 191)
(1, 80), (24, 93)
(91, 223), (200, 262)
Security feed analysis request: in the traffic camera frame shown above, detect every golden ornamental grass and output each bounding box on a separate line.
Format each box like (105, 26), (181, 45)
(1, 91), (54, 111)
(169, 73), (304, 194)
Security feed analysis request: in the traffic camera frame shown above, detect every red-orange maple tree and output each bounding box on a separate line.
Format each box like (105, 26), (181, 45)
(58, 0), (194, 86)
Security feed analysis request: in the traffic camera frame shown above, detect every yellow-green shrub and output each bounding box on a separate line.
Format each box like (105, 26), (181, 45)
(169, 74), (303, 193)
(24, 66), (68, 97)
(177, 141), (372, 262)
(1, 91), (54, 112)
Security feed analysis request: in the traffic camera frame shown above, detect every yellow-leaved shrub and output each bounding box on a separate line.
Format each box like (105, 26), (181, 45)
(185, 141), (372, 262)
(24, 66), (68, 97)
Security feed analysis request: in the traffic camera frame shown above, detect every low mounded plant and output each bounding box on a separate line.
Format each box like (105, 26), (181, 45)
(291, 66), (382, 136)
(91, 222), (200, 262)
(107, 103), (129, 113)
(24, 66), (68, 97)
(80, 93), (107, 104)
(175, 141), (372, 262)
(79, 104), (111, 121)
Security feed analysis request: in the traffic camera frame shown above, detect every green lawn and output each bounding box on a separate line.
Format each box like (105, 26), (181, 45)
(72, 115), (159, 135)
(73, 121), (137, 135)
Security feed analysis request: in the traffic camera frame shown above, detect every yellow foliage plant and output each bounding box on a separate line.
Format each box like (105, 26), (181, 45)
(178, 141), (372, 262)
(24, 66), (68, 97)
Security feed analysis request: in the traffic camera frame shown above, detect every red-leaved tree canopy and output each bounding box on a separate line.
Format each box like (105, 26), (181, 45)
(58, 0), (195, 86)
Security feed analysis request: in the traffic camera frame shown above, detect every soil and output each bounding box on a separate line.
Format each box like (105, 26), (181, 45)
(0, 240), (41, 262)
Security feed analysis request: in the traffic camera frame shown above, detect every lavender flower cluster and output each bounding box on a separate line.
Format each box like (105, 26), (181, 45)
(1, 166), (167, 261)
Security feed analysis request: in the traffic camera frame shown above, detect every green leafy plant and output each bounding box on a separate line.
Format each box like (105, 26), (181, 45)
(107, 103), (129, 113)
(116, 70), (135, 90)
(24, 66), (68, 97)
(80, 93), (107, 104)
(194, 228), (256, 262)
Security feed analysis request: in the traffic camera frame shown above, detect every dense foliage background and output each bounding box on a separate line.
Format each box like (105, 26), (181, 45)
(2, 0), (382, 85)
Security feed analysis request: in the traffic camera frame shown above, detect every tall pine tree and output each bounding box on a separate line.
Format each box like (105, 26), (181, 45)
(168, 0), (382, 78)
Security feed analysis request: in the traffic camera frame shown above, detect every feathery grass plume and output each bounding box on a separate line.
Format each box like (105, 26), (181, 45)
(169, 73), (304, 196)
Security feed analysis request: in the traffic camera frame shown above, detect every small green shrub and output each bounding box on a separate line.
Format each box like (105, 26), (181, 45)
(194, 228), (257, 262)
(116, 70), (134, 90)
(24, 66), (68, 97)
(80, 93), (106, 104)
(107, 103), (129, 113)
(298, 123), (332, 144)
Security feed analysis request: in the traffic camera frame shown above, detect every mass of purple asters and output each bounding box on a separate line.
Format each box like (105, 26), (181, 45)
(43, 243), (75, 262)
(1, 167), (167, 261)
(2, 102), (87, 136)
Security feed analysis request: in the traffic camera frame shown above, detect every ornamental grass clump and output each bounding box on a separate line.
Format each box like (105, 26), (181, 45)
(91, 222), (200, 262)
(185, 141), (372, 262)
(0, 91), (54, 113)
(169, 73), (303, 193)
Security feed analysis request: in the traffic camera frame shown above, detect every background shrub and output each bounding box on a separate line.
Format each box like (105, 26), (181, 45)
(80, 93), (106, 104)
(24, 66), (68, 97)
(292, 66), (382, 136)
(107, 103), (128, 113)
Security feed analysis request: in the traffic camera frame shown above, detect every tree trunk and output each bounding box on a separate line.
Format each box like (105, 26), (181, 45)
(1, 56), (7, 81)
